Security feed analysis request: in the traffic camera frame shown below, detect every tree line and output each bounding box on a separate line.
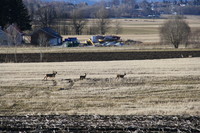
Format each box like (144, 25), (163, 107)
(1, 0), (200, 34)
(22, 0), (200, 35)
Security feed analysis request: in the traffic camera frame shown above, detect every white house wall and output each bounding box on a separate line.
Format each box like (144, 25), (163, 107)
(58, 38), (62, 44)
(0, 30), (14, 45)
(6, 25), (23, 45)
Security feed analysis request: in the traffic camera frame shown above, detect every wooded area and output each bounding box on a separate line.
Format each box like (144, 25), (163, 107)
(22, 0), (200, 35)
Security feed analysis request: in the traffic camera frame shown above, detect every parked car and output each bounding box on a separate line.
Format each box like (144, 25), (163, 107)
(62, 37), (80, 47)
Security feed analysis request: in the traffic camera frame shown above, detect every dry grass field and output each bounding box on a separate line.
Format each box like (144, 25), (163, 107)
(0, 57), (200, 116)
(64, 15), (200, 43)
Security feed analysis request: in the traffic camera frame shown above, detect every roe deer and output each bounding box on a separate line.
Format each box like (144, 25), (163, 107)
(116, 73), (126, 79)
(80, 73), (87, 80)
(43, 71), (57, 80)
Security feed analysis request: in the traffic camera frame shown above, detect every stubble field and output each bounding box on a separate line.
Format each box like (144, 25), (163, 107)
(0, 57), (200, 116)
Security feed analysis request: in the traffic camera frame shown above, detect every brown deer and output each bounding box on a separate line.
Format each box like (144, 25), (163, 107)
(43, 71), (57, 80)
(80, 73), (87, 80)
(116, 73), (126, 79)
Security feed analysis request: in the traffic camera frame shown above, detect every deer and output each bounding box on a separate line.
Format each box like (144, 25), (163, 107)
(60, 79), (74, 90)
(80, 73), (87, 80)
(116, 73), (126, 79)
(43, 71), (57, 80)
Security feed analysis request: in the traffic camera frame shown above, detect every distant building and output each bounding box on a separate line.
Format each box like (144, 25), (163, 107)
(31, 27), (62, 46)
(0, 27), (12, 45)
(0, 24), (23, 46)
(5, 24), (23, 45)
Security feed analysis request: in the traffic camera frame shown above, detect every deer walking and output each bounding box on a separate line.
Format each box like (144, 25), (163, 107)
(80, 73), (87, 80)
(116, 73), (126, 79)
(43, 71), (57, 80)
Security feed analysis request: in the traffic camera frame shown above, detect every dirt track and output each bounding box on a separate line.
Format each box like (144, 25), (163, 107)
(0, 50), (200, 63)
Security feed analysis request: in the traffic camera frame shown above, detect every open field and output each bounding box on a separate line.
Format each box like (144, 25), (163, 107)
(64, 15), (200, 43)
(0, 58), (200, 116)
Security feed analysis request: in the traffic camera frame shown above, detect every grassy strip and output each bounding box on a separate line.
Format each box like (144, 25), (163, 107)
(0, 46), (200, 54)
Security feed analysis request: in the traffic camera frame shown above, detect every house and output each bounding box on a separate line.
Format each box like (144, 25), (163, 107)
(5, 24), (23, 45)
(31, 27), (62, 46)
(0, 27), (12, 45)
(0, 26), (13, 45)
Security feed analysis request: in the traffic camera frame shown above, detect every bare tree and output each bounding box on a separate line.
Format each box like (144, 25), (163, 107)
(114, 20), (122, 35)
(70, 10), (87, 35)
(37, 5), (56, 28)
(38, 33), (48, 62)
(62, 20), (69, 35)
(6, 24), (23, 62)
(95, 7), (111, 35)
(160, 16), (191, 48)
(87, 20), (99, 35)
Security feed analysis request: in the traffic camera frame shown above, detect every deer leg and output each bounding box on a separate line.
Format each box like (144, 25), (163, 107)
(43, 76), (47, 80)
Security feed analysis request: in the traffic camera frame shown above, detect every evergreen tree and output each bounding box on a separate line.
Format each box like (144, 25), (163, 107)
(0, 0), (9, 29)
(0, 0), (31, 31)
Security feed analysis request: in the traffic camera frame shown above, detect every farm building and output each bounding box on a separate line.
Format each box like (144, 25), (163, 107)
(0, 28), (12, 45)
(0, 24), (23, 45)
(5, 24), (23, 45)
(31, 27), (62, 46)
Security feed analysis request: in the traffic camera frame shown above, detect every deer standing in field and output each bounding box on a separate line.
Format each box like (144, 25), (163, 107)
(116, 73), (126, 79)
(80, 73), (87, 80)
(43, 71), (57, 80)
